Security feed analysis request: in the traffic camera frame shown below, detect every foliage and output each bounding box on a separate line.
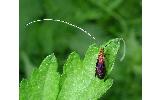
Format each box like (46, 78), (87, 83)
(20, 0), (142, 99)
(20, 39), (121, 100)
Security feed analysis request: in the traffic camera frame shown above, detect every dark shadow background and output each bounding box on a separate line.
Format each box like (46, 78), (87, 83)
(20, 0), (142, 100)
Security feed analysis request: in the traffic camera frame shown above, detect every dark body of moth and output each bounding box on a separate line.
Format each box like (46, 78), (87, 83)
(95, 48), (106, 79)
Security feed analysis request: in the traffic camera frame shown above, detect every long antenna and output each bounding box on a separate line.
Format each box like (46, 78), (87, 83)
(26, 19), (126, 61)
(26, 18), (96, 40)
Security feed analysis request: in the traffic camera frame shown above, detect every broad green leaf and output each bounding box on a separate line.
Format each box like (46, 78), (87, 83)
(20, 38), (121, 100)
(57, 38), (121, 100)
(20, 54), (60, 100)
(57, 44), (98, 100)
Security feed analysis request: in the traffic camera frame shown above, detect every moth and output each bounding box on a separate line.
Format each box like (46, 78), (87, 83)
(95, 48), (106, 79)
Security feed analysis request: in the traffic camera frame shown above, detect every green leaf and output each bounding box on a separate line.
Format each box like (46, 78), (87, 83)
(19, 38), (121, 100)
(101, 38), (121, 76)
(20, 54), (60, 100)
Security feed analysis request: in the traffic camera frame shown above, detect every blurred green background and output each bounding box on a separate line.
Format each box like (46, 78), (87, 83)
(20, 0), (141, 100)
